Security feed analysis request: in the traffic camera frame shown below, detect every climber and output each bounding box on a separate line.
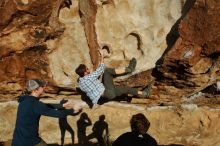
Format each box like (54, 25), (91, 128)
(75, 49), (151, 106)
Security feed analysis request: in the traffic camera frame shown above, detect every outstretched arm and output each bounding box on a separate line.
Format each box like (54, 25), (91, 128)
(45, 99), (68, 110)
(34, 101), (74, 118)
(87, 63), (106, 79)
(46, 103), (64, 110)
(98, 49), (104, 64)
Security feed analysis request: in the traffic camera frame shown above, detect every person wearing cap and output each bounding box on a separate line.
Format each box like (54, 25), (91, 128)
(75, 50), (151, 106)
(112, 113), (158, 146)
(12, 79), (82, 146)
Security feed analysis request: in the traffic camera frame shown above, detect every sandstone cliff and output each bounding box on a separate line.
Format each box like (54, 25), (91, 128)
(0, 0), (219, 101)
(0, 0), (187, 100)
(0, 0), (220, 145)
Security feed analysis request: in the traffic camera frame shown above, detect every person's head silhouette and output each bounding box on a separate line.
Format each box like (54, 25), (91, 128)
(113, 113), (158, 146)
(80, 112), (88, 119)
(99, 115), (105, 121)
(130, 113), (150, 134)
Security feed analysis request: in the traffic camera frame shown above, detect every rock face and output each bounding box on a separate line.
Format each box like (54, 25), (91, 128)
(0, 0), (185, 99)
(153, 0), (220, 98)
(0, 0), (218, 101)
(0, 0), (76, 99)
(0, 0), (220, 145)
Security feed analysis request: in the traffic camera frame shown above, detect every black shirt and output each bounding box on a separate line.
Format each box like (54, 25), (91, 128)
(112, 132), (158, 146)
(12, 95), (74, 146)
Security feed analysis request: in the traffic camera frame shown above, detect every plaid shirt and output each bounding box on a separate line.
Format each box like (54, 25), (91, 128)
(78, 64), (106, 104)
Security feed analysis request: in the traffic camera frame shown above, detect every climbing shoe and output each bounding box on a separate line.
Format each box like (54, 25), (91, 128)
(125, 57), (137, 73)
(142, 83), (152, 98)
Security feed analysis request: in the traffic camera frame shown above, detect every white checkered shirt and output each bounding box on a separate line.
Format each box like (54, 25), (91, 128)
(78, 64), (106, 104)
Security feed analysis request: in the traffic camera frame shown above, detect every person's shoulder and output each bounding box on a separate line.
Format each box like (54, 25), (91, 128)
(32, 98), (46, 108)
(117, 132), (133, 139)
(79, 75), (89, 80)
(144, 133), (156, 139)
(112, 132), (133, 146)
(18, 95), (32, 102)
(143, 133), (158, 145)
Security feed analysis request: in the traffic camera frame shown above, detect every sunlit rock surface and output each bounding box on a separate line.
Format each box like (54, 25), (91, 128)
(0, 0), (185, 99)
(0, 98), (220, 146)
(0, 0), (220, 145)
(95, 0), (183, 70)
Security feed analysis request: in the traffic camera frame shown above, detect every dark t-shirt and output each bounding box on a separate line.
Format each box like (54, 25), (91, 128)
(12, 95), (74, 146)
(112, 132), (158, 146)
